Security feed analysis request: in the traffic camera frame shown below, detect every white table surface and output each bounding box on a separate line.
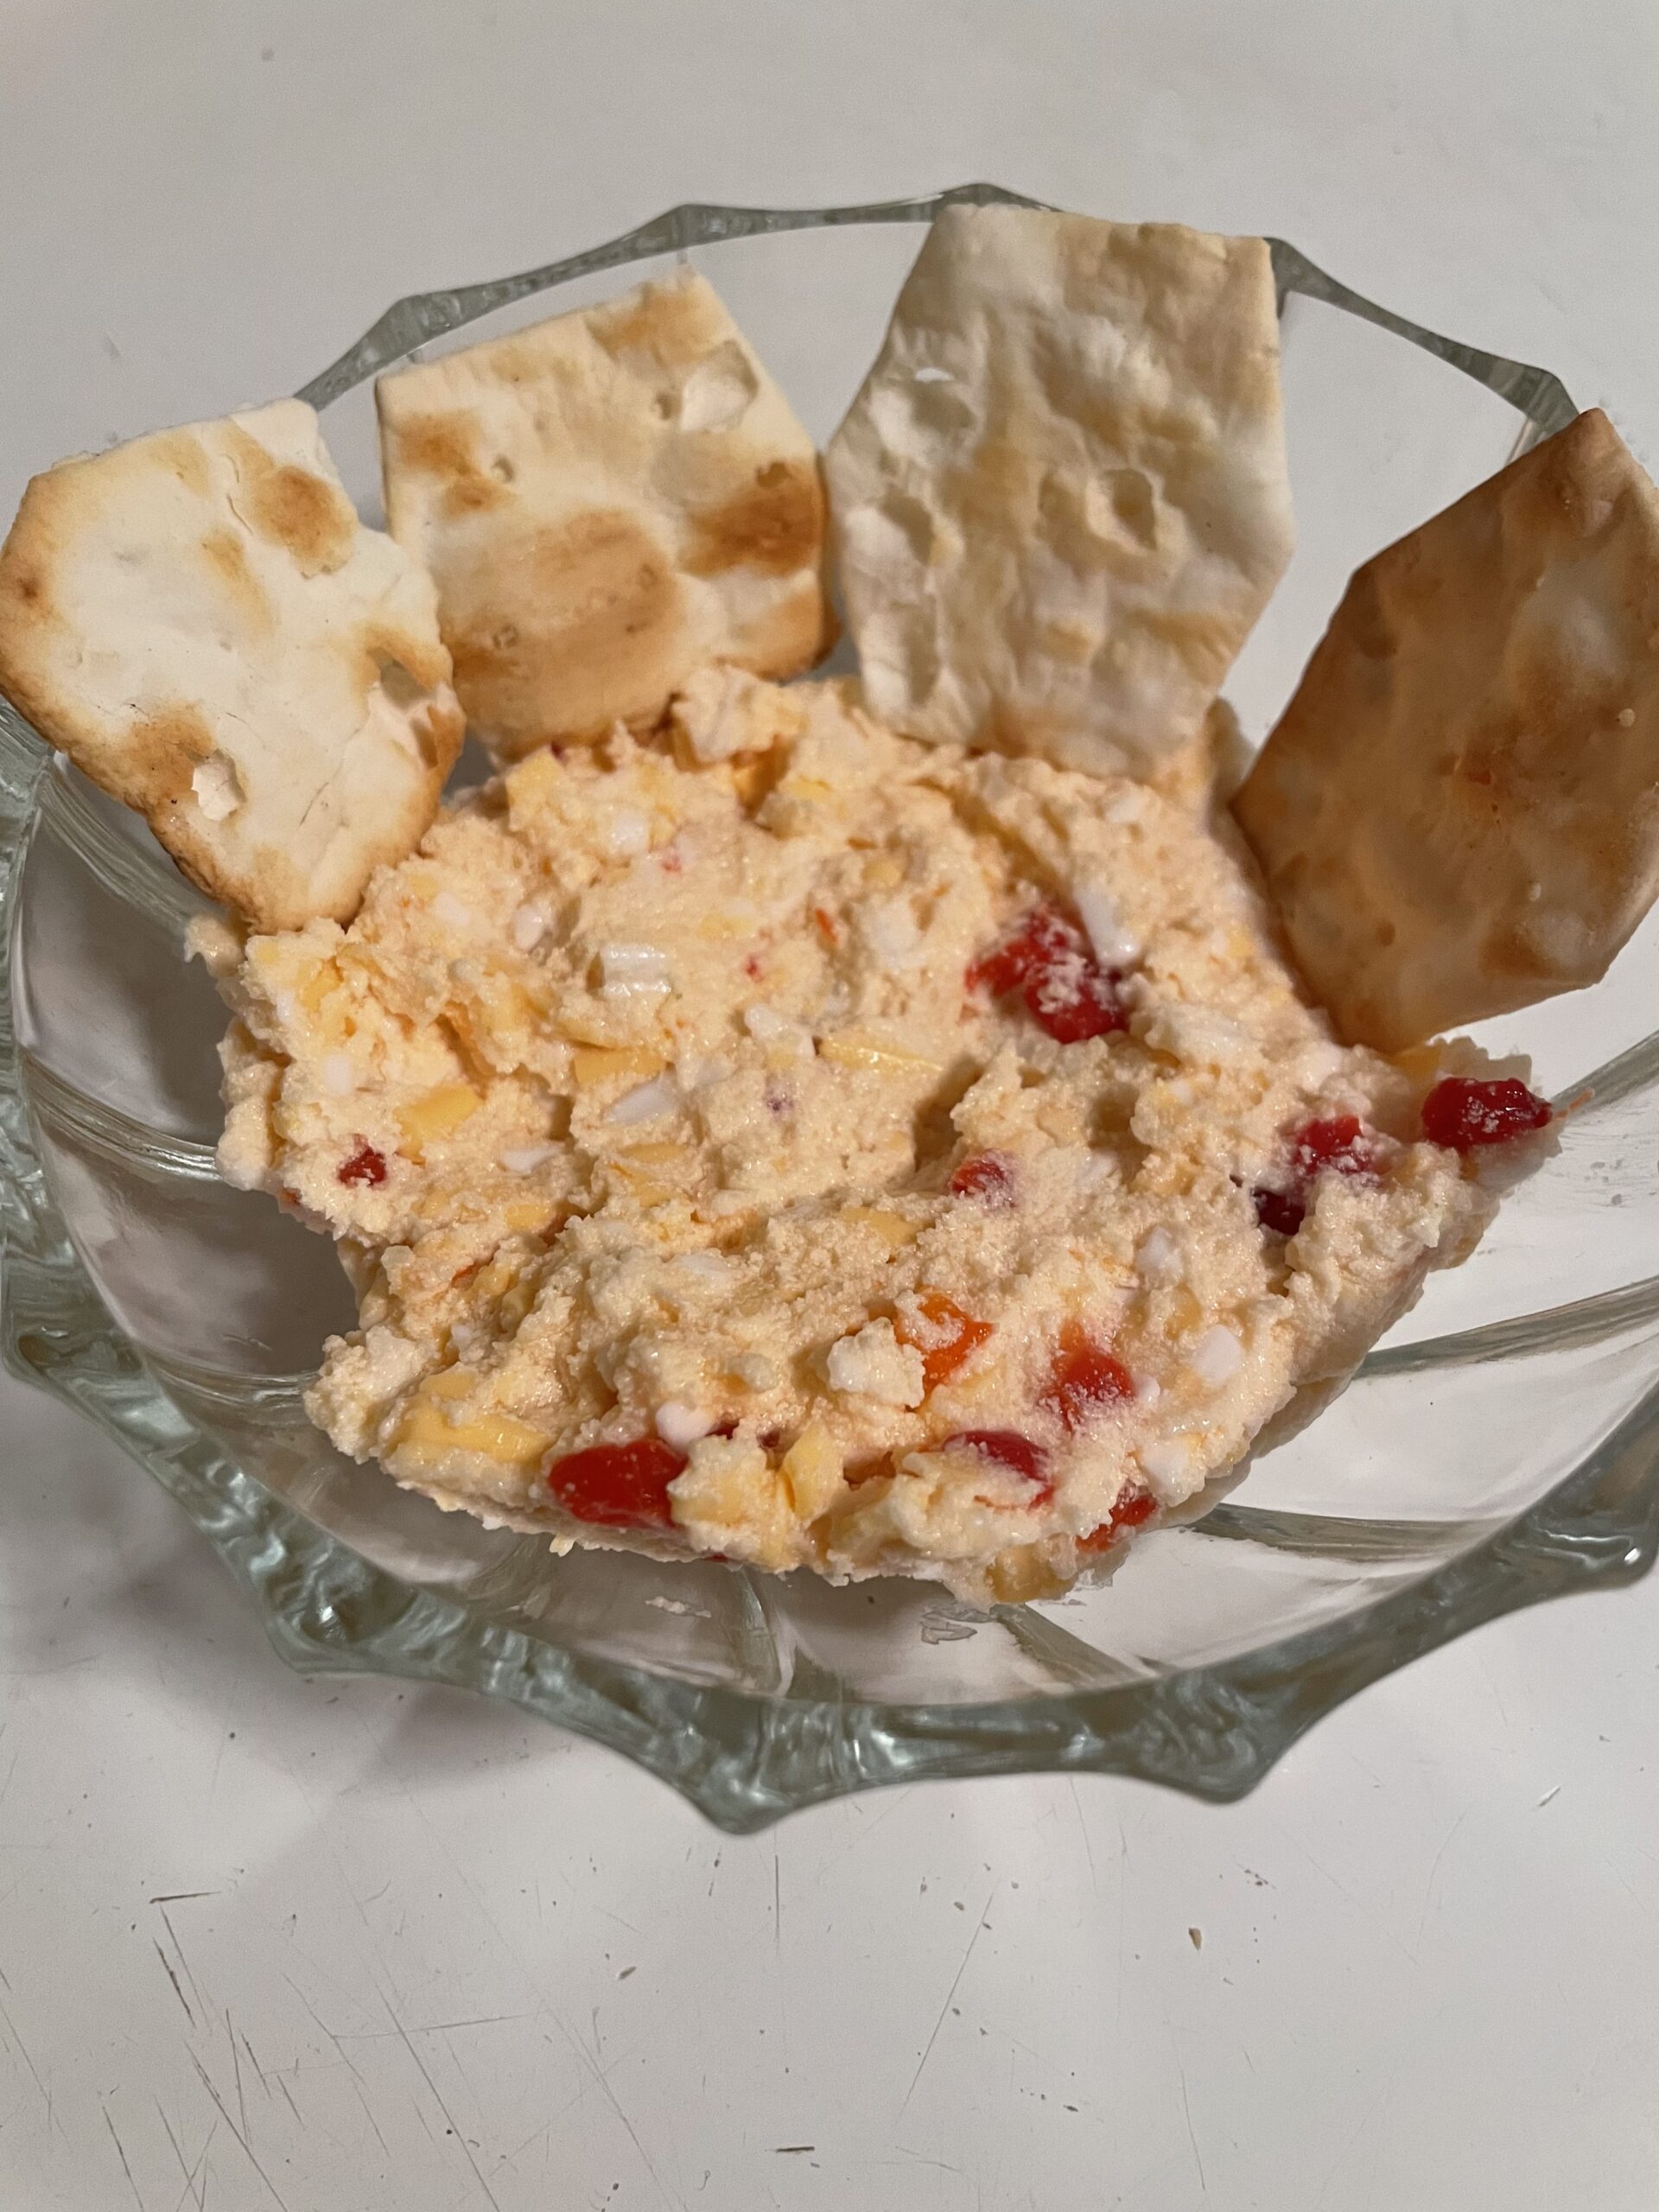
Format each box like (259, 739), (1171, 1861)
(4, 5), (1658, 2205)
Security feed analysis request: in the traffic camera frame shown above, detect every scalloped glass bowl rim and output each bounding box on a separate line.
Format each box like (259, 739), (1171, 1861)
(2, 183), (1655, 1835)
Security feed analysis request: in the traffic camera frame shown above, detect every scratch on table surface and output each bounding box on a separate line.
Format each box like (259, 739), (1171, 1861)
(809, 1788), (910, 1885)
(158, 1905), (210, 2023)
(282, 1972), (355, 2063)
(346, 2068), (392, 2163)
(1068, 1778), (1100, 1896)
(1115, 1813), (1135, 2026)
(1414, 1810), (1471, 1953)
(893, 2145), (966, 2176)
(1178, 2060), (1206, 2195)
(1263, 1816), (1421, 1971)
(154, 1941), (194, 2027)
(188, 2049), (291, 2210)
(903, 1880), (999, 2111)
(772, 1835), (782, 1956)
(385, 2005), (505, 2212)
(0, 1988), (54, 2118)
(156, 2101), (212, 2212)
(207, 1727), (231, 1808)
(101, 2101), (144, 2211)
(495, 2119), (551, 2177)
(237, 2029), (268, 2099)
(554, 2012), (676, 2212)
(1313, 2084), (1388, 2210)
(1478, 1649), (1511, 1733)
(225, 2012), (250, 2150)
(384, 1758), (540, 1963)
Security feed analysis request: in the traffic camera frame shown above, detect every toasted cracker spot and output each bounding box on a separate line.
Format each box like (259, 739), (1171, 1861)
(0, 398), (462, 931)
(253, 468), (355, 575)
(200, 527), (272, 631)
(223, 423), (357, 575)
(393, 411), (514, 521)
(683, 460), (825, 580)
(149, 430), (213, 499)
(1233, 408), (1659, 1048)
(395, 413), (482, 480)
(588, 276), (728, 369)
(124, 704), (216, 810)
(441, 473), (511, 520)
(444, 508), (688, 743)
(376, 268), (832, 759)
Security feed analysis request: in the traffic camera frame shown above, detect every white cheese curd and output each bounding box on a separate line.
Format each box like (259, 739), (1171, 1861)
(826, 1319), (927, 1407)
(1074, 879), (1141, 968)
(510, 902), (547, 951)
(656, 1401), (717, 1448)
(607, 1074), (679, 1124)
(1187, 1324), (1244, 1388)
(603, 808), (652, 857)
(499, 1141), (556, 1174)
(1136, 1226), (1183, 1281)
(1139, 1438), (1192, 1487)
(598, 942), (672, 998)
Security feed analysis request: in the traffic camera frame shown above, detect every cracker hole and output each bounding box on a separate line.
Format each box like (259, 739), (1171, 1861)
(191, 752), (244, 822)
(375, 656), (427, 709)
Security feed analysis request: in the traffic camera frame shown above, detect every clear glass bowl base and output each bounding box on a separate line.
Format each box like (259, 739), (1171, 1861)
(3, 186), (1656, 1830)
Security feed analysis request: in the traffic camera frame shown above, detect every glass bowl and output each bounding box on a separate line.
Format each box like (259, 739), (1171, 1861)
(4, 185), (1657, 1834)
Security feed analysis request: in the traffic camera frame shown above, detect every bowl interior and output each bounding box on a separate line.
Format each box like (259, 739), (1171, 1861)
(10, 203), (1659, 1727)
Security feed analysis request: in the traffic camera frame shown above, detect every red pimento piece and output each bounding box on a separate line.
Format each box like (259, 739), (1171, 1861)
(941, 1429), (1053, 1505)
(967, 903), (1128, 1042)
(1077, 1486), (1158, 1554)
(1421, 1076), (1552, 1153)
(966, 904), (1075, 996)
(337, 1141), (387, 1188)
(898, 1293), (994, 1393)
(813, 905), (842, 946)
(1289, 1115), (1378, 1182)
(950, 1151), (1016, 1207)
(1252, 1185), (1306, 1237)
(1024, 961), (1129, 1043)
(1042, 1320), (1136, 1434)
(1254, 1113), (1380, 1237)
(546, 1437), (686, 1529)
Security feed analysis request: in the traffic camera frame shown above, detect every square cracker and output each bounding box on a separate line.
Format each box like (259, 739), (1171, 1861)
(1233, 408), (1659, 1050)
(376, 270), (835, 760)
(823, 204), (1294, 778)
(0, 399), (463, 933)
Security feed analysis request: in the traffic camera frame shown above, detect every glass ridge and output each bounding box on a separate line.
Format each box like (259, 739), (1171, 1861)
(1, 189), (1654, 1830)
